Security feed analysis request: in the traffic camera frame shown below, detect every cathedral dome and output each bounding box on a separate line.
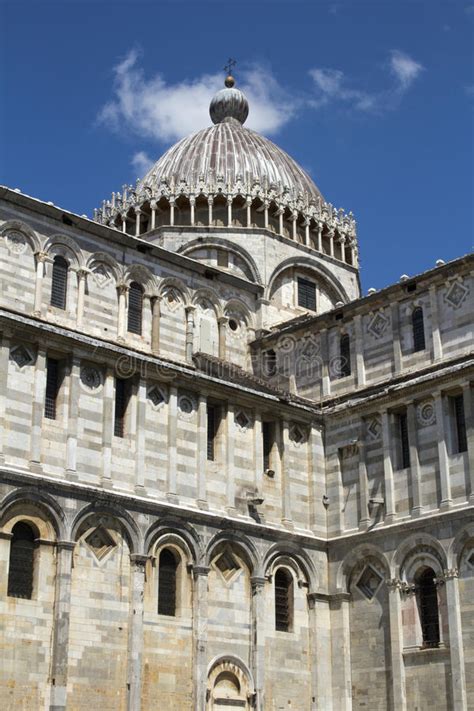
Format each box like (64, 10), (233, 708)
(139, 79), (323, 202)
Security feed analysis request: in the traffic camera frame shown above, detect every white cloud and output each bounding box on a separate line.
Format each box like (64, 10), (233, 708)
(389, 50), (424, 90)
(131, 151), (154, 176)
(99, 50), (295, 144)
(309, 50), (423, 114)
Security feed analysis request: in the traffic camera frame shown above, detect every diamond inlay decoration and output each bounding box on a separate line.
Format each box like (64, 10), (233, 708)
(367, 311), (389, 339)
(10, 344), (34, 369)
(92, 264), (112, 289)
(290, 424), (307, 446)
(467, 552), (474, 570)
(85, 526), (116, 562)
(356, 565), (383, 601)
(367, 417), (381, 441)
(235, 410), (251, 431)
(445, 280), (468, 309)
(147, 386), (165, 409)
(215, 549), (241, 582)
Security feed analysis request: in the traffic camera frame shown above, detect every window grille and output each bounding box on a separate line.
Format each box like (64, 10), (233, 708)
(297, 277), (316, 311)
(50, 256), (68, 309)
(453, 394), (467, 453)
(207, 405), (217, 461)
(44, 357), (59, 419)
(275, 568), (292, 632)
(262, 421), (273, 471)
(127, 282), (143, 335)
(340, 334), (351, 377)
(417, 568), (440, 648)
(398, 412), (410, 469)
(114, 378), (128, 438)
(7, 521), (35, 599)
(412, 307), (426, 351)
(158, 549), (177, 616)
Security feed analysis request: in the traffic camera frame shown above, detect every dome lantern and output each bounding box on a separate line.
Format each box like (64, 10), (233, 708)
(209, 76), (249, 126)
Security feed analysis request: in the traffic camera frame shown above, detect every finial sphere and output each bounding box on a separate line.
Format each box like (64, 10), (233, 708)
(225, 75), (235, 88)
(209, 84), (249, 125)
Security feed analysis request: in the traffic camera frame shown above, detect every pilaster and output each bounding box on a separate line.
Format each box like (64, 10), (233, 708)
(65, 355), (80, 478)
(251, 576), (266, 711)
(30, 346), (46, 468)
(407, 402), (423, 516)
(126, 554), (147, 711)
(135, 378), (147, 493)
(193, 566), (210, 711)
(385, 579), (407, 711)
(434, 390), (452, 509)
(49, 541), (75, 711)
(461, 381), (474, 503)
(381, 409), (396, 523)
(167, 386), (178, 500)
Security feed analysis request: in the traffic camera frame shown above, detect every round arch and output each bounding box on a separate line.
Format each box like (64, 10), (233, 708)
(86, 251), (121, 283)
(266, 256), (350, 305)
(205, 531), (259, 574)
(0, 487), (66, 540)
(144, 519), (202, 563)
(264, 543), (318, 591)
(0, 219), (40, 253)
(336, 542), (390, 592)
(394, 533), (447, 582)
(157, 277), (192, 307)
(70, 502), (141, 554)
(192, 287), (223, 319)
(43, 233), (83, 269)
(179, 237), (263, 284)
(447, 523), (474, 570)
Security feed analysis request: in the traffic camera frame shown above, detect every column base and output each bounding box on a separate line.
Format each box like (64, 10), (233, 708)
(411, 506), (423, 518)
(166, 492), (179, 504)
(282, 518), (294, 530)
(66, 468), (78, 481)
(469, 493), (474, 505)
(384, 512), (397, 525)
(359, 517), (371, 531)
(29, 460), (43, 473)
(440, 498), (453, 511)
(226, 506), (238, 517)
(101, 478), (113, 490)
(196, 499), (209, 511)
(134, 484), (146, 496)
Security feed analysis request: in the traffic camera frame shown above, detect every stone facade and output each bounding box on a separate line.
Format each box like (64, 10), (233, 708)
(0, 79), (472, 711)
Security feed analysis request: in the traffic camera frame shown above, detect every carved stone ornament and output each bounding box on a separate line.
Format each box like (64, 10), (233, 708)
(367, 417), (381, 441)
(10, 344), (35, 369)
(147, 385), (166, 409)
(178, 393), (197, 419)
(84, 526), (116, 563)
(367, 310), (389, 339)
(278, 335), (296, 354)
(162, 287), (182, 312)
(80, 366), (102, 391)
(235, 410), (252, 431)
(416, 400), (436, 426)
(91, 263), (112, 289)
(5, 230), (27, 254)
(356, 565), (383, 600)
(445, 279), (468, 309)
(289, 423), (308, 446)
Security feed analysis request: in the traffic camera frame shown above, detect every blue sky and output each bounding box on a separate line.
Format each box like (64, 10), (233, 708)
(1, 0), (473, 292)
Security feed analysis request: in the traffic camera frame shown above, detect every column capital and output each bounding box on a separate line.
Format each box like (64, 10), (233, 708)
(35, 250), (51, 263)
(130, 553), (149, 567)
(192, 565), (210, 578)
(385, 577), (403, 591)
(250, 575), (267, 589)
(57, 540), (76, 551)
(116, 282), (129, 295)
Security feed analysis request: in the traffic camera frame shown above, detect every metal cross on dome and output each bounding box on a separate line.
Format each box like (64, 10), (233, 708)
(223, 58), (236, 75)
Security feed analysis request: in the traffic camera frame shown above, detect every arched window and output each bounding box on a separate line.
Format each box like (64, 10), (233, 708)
(158, 548), (178, 616)
(275, 568), (293, 632)
(416, 568), (440, 647)
(412, 307), (425, 352)
(127, 282), (144, 335)
(7, 521), (36, 599)
(50, 255), (68, 309)
(339, 334), (351, 377)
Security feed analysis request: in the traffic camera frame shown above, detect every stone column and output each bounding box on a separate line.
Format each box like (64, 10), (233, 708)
(193, 566), (210, 711)
(49, 540), (75, 711)
(317, 223), (323, 252)
(150, 296), (161, 355)
(169, 198), (175, 226)
(251, 576), (266, 711)
(208, 197), (213, 226)
(434, 390), (452, 509)
(196, 395), (208, 507)
(255, 297), (269, 332)
(386, 579), (407, 711)
(320, 328), (331, 397)
(339, 235), (346, 262)
(254, 411), (264, 495)
(33, 251), (49, 316)
(429, 284), (443, 361)
(227, 197), (233, 226)
(30, 346), (46, 469)
(277, 207), (283, 235)
(308, 592), (333, 711)
(65, 356), (80, 478)
(226, 403), (236, 514)
(304, 219), (310, 247)
(291, 213), (297, 240)
(134, 207), (141, 237)
(263, 200), (269, 229)
(75, 269), (88, 330)
(217, 317), (228, 360)
(281, 420), (292, 526)
(407, 402), (423, 516)
(358, 428), (371, 530)
(246, 198), (252, 227)
(127, 554), (147, 711)
(308, 424), (326, 533)
(391, 302), (403, 375)
(381, 409), (396, 523)
(167, 386), (178, 501)
(102, 367), (114, 486)
(330, 592), (352, 711)
(117, 284), (129, 341)
(442, 569), (467, 710)
(135, 378), (147, 493)
(0, 331), (11, 462)
(353, 314), (366, 387)
(185, 306), (195, 363)
(328, 229), (335, 258)
(150, 199), (157, 230)
(461, 381), (474, 503)
(190, 197), (196, 226)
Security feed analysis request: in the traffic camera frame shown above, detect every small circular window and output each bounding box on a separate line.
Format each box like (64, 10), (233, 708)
(228, 319), (239, 332)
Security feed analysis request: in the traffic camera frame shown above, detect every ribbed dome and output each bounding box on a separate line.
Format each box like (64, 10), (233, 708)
(141, 120), (323, 202)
